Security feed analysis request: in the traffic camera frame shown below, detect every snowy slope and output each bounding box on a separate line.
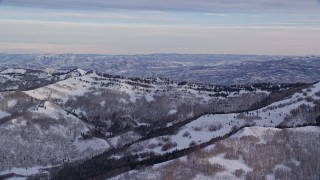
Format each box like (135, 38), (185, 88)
(0, 68), (90, 92)
(24, 70), (273, 105)
(234, 126), (320, 139)
(0, 100), (109, 176)
(234, 126), (281, 138)
(25, 72), (149, 102)
(112, 126), (320, 180)
(116, 82), (320, 157)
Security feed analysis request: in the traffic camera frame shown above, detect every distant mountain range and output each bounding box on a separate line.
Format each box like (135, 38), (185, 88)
(0, 54), (320, 85)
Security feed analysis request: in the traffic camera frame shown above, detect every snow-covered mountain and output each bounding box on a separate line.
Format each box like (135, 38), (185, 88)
(1, 54), (320, 85)
(0, 67), (319, 179)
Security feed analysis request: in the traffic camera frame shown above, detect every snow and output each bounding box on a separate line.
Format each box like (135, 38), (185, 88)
(306, 82), (320, 95)
(25, 76), (92, 102)
(266, 174), (275, 180)
(274, 164), (291, 172)
(3, 68), (317, 178)
(24, 72), (155, 103)
(74, 137), (109, 152)
(110, 169), (160, 180)
(233, 82), (320, 127)
(0, 74), (19, 81)
(233, 126), (320, 144)
(234, 126), (281, 143)
(7, 99), (17, 108)
(124, 113), (246, 156)
(34, 101), (70, 120)
(6, 177), (27, 180)
(209, 153), (252, 173)
(76, 68), (87, 76)
(168, 109), (177, 115)
(0, 98), (109, 174)
(125, 84), (319, 154)
(1, 68), (26, 74)
(121, 82), (320, 157)
(291, 159), (300, 166)
(0, 166), (51, 176)
(11, 119), (27, 127)
(44, 68), (56, 75)
(203, 144), (215, 151)
(261, 164), (292, 180)
(193, 153), (252, 180)
(0, 109), (10, 118)
(74, 108), (86, 116)
(289, 126), (320, 133)
(100, 100), (106, 106)
(193, 174), (219, 180)
(145, 93), (155, 102)
(211, 172), (239, 180)
(23, 69), (270, 106)
(152, 159), (174, 169)
(170, 114), (243, 151)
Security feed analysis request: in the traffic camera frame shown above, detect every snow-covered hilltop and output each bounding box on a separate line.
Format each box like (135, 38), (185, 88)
(0, 68), (88, 92)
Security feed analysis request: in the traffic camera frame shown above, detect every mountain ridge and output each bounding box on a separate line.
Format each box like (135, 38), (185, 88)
(0, 67), (319, 179)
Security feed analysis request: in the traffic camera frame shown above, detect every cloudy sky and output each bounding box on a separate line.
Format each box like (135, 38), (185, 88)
(0, 0), (320, 55)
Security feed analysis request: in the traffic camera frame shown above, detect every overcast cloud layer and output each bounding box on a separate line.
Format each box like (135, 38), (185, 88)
(0, 0), (320, 55)
(2, 0), (320, 12)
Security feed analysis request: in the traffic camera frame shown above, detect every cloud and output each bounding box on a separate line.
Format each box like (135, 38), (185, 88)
(1, 0), (319, 13)
(0, 0), (319, 55)
(1, 19), (320, 55)
(1, 0), (319, 28)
